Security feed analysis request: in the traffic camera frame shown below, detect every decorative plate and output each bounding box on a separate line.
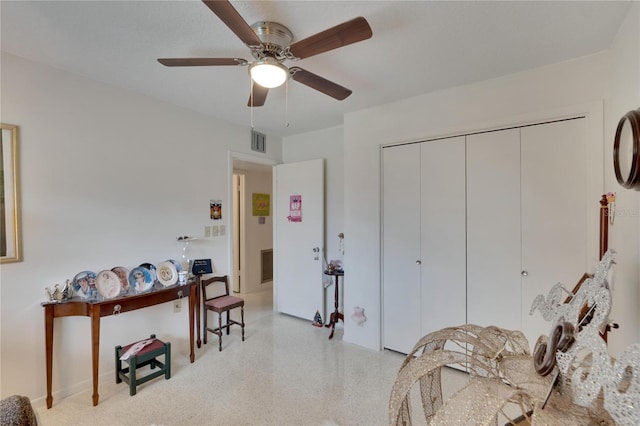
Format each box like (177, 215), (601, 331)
(72, 271), (97, 299)
(157, 261), (178, 286)
(168, 259), (182, 272)
(139, 262), (157, 283)
(111, 266), (130, 293)
(128, 267), (154, 293)
(96, 270), (122, 299)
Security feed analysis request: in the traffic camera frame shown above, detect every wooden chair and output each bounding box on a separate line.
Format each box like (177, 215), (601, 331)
(201, 275), (245, 351)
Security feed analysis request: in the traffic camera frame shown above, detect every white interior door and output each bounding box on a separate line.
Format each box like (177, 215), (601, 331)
(382, 144), (422, 354)
(274, 159), (324, 321)
(521, 118), (587, 346)
(420, 137), (467, 336)
(467, 129), (523, 332)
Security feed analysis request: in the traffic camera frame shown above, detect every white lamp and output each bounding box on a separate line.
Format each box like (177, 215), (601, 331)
(249, 57), (288, 88)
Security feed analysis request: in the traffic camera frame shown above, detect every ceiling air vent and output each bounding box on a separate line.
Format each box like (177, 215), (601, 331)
(251, 130), (266, 153)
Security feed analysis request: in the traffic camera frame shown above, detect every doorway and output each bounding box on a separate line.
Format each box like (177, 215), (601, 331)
(232, 173), (245, 293)
(230, 153), (275, 297)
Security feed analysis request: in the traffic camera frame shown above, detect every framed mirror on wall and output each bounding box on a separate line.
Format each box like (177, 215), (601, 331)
(1, 123), (21, 263)
(613, 108), (640, 190)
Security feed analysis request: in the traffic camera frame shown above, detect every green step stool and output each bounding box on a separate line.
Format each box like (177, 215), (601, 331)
(115, 334), (171, 396)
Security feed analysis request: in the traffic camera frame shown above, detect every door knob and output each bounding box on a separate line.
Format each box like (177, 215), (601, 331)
(521, 270), (528, 276)
(416, 260), (422, 265)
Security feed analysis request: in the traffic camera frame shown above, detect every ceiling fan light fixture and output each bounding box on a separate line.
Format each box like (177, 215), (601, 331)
(249, 58), (288, 88)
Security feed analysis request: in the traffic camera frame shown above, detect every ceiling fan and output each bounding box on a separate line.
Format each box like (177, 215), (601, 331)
(158, 0), (373, 107)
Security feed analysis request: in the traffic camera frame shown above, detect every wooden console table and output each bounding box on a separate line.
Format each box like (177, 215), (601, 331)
(42, 281), (197, 408)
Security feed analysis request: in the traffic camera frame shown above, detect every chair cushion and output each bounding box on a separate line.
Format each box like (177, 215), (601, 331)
(121, 338), (166, 357)
(205, 295), (244, 311)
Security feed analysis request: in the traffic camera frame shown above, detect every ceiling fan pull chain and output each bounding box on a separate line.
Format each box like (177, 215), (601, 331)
(285, 79), (290, 128)
(250, 78), (254, 129)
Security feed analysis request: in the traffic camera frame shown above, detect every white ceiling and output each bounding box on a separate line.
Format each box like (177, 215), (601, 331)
(0, 1), (631, 139)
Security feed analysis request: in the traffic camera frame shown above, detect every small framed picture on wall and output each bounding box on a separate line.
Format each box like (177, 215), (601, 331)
(210, 200), (222, 220)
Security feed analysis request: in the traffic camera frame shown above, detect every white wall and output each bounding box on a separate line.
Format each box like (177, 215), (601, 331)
(0, 52), (281, 401)
(343, 52), (613, 351)
(605, 1), (640, 357)
(239, 167), (273, 293)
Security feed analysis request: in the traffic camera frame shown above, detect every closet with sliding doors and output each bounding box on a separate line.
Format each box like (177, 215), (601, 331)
(382, 117), (589, 355)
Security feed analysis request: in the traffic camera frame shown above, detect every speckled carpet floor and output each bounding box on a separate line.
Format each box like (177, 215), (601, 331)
(34, 290), (468, 426)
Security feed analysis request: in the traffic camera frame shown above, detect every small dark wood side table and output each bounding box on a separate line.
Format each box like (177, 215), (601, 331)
(324, 269), (344, 339)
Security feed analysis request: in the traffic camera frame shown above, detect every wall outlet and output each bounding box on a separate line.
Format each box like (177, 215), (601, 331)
(219, 225), (226, 236)
(212, 226), (219, 236)
(173, 299), (182, 313)
(204, 226), (211, 238)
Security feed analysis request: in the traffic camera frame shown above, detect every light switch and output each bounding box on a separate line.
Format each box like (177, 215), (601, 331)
(212, 226), (219, 236)
(219, 225), (226, 236)
(204, 226), (211, 238)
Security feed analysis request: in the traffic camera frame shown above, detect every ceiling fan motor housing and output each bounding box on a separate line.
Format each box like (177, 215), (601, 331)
(250, 21), (294, 60)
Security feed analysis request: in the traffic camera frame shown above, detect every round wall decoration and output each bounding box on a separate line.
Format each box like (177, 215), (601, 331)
(613, 108), (640, 189)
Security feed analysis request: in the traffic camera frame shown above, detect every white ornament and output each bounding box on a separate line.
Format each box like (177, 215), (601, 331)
(530, 250), (639, 425)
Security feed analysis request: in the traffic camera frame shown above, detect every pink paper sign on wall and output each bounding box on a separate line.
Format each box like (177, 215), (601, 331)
(287, 195), (302, 222)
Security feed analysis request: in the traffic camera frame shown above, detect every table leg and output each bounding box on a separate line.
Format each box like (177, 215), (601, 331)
(90, 306), (100, 406)
(195, 277), (201, 348)
(328, 275), (341, 339)
(325, 280), (335, 329)
(189, 284), (196, 363)
(328, 317), (336, 339)
(45, 305), (54, 409)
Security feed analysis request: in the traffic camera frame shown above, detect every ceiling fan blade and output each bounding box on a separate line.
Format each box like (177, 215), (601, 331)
(290, 67), (352, 100)
(288, 17), (372, 59)
(248, 83), (269, 107)
(158, 58), (248, 67)
(202, 0), (262, 47)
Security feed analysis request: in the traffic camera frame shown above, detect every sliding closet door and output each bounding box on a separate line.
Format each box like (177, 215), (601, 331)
(382, 143), (422, 354)
(520, 118), (587, 344)
(466, 129), (522, 332)
(420, 137), (466, 336)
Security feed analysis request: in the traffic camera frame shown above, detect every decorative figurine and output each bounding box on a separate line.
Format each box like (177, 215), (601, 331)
(351, 306), (367, 326)
(45, 281), (69, 303)
(312, 310), (323, 327)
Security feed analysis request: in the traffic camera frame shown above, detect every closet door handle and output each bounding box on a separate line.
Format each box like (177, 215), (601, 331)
(521, 270), (528, 276)
(416, 260), (422, 265)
